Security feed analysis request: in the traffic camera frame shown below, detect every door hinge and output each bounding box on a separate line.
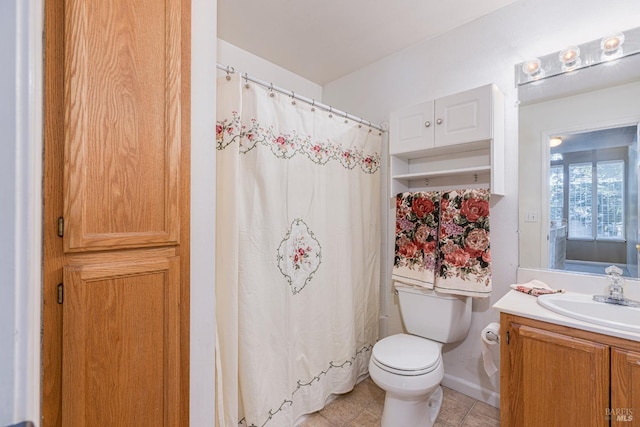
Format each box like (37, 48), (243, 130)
(57, 283), (64, 304)
(57, 217), (64, 237)
(506, 331), (510, 345)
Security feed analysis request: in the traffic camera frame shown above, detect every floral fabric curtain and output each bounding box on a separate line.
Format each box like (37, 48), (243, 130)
(215, 74), (382, 427)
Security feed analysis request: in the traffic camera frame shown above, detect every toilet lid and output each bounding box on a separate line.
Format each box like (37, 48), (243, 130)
(372, 334), (441, 375)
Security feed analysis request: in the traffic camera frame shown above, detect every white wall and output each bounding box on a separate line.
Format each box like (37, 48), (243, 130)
(191, 0), (218, 425)
(323, 0), (640, 406)
(1, 0), (43, 424)
(218, 39), (322, 100)
(0, 0), (18, 420)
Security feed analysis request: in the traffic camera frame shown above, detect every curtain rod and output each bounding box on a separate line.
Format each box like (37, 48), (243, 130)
(216, 63), (386, 133)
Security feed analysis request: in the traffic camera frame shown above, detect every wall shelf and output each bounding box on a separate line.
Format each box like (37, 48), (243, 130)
(393, 165), (491, 180)
(389, 84), (505, 196)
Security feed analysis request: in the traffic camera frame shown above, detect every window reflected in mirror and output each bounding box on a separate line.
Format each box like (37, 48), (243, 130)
(547, 125), (638, 276)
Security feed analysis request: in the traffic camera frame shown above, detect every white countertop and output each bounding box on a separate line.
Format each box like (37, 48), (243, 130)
(493, 290), (640, 342)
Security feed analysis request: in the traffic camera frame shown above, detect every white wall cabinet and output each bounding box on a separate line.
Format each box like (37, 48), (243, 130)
(389, 84), (505, 196)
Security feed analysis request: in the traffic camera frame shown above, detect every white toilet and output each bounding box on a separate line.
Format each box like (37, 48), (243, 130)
(369, 284), (472, 427)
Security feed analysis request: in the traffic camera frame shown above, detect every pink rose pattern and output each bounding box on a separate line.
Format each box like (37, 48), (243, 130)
(438, 189), (491, 287)
(395, 189), (491, 287)
(216, 111), (380, 174)
(394, 192), (440, 273)
(277, 219), (322, 295)
(216, 111), (242, 150)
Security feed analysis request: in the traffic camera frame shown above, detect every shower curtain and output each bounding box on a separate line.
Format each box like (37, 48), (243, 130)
(215, 74), (381, 427)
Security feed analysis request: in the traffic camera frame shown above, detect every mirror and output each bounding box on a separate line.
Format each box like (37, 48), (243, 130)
(548, 126), (638, 276)
(518, 28), (640, 278)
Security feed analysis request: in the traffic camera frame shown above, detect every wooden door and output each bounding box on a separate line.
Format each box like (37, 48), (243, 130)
(611, 348), (640, 426)
(434, 85), (492, 147)
(501, 319), (609, 427)
(62, 251), (180, 426)
(63, 0), (182, 252)
(42, 0), (191, 426)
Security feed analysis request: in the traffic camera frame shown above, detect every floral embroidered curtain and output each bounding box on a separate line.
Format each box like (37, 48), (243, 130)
(215, 74), (382, 427)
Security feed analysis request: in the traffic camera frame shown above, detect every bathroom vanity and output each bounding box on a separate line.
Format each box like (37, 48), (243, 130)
(495, 290), (640, 427)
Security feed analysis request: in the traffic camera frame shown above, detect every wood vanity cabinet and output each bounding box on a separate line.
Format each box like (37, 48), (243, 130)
(500, 313), (640, 427)
(612, 348), (640, 426)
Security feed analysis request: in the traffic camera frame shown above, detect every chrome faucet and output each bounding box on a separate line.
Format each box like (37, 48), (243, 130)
(593, 265), (640, 307)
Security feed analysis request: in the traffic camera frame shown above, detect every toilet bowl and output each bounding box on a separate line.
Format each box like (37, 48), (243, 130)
(368, 334), (444, 427)
(369, 284), (472, 427)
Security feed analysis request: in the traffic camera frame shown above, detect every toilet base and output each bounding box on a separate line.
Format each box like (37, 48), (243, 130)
(380, 385), (443, 427)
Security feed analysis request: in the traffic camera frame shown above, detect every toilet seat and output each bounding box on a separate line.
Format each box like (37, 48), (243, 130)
(371, 334), (441, 376)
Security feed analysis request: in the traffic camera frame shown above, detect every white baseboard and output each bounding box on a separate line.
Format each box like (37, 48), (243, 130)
(442, 374), (500, 409)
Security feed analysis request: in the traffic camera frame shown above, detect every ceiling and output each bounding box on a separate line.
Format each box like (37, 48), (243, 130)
(217, 0), (516, 85)
(553, 126), (638, 154)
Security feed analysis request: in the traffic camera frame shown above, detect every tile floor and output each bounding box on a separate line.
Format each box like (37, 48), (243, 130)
(298, 378), (500, 427)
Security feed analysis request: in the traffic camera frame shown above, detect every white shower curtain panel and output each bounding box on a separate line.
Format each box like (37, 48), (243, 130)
(215, 74), (381, 427)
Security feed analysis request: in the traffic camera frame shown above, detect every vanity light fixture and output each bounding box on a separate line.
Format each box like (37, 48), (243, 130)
(549, 137), (562, 147)
(515, 25), (639, 86)
(559, 46), (581, 71)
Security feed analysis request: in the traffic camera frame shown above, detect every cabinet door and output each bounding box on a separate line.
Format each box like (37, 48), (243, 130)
(503, 323), (609, 427)
(389, 101), (435, 154)
(434, 85), (492, 147)
(43, 0), (190, 425)
(611, 348), (640, 426)
(64, 0), (183, 252)
(62, 253), (181, 426)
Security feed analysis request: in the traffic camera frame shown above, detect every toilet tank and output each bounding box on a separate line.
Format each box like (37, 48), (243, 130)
(396, 285), (472, 343)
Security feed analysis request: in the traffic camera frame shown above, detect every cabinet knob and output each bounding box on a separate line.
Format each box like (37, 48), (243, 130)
(436, 118), (443, 125)
(424, 121), (431, 128)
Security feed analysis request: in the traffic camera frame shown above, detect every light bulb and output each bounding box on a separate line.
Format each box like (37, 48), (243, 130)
(559, 46), (581, 71)
(601, 32), (625, 54)
(522, 58), (544, 80)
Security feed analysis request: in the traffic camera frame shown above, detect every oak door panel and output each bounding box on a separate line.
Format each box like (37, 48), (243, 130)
(505, 323), (609, 427)
(64, 0), (182, 251)
(62, 256), (180, 426)
(611, 348), (640, 426)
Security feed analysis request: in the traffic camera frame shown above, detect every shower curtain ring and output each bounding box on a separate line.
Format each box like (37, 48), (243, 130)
(311, 100), (316, 112)
(328, 106), (333, 118)
(358, 118), (363, 128)
(243, 73), (250, 89)
(291, 91), (296, 105)
(269, 83), (275, 97)
(344, 112), (349, 124)
(225, 65), (234, 81)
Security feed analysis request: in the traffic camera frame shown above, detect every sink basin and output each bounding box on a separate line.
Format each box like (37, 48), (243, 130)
(538, 293), (640, 333)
